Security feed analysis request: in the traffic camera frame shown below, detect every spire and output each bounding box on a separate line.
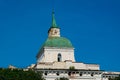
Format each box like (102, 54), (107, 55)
(51, 11), (58, 28)
(48, 11), (60, 37)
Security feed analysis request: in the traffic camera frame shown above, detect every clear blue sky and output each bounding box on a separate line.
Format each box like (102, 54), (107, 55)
(0, 0), (120, 71)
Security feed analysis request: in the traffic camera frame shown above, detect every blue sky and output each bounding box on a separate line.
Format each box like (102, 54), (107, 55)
(0, 0), (120, 71)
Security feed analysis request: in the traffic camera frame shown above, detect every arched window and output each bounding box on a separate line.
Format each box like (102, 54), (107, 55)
(91, 73), (94, 77)
(58, 53), (62, 62)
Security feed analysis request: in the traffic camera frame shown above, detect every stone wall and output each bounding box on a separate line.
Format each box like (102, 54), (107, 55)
(37, 47), (75, 63)
(35, 69), (103, 80)
(36, 61), (99, 70)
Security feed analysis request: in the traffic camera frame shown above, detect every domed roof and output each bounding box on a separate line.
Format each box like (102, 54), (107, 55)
(43, 37), (73, 48)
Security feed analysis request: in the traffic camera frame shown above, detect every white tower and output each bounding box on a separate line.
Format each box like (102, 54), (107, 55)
(36, 12), (75, 63)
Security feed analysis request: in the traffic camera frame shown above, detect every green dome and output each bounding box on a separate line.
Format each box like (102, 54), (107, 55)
(43, 37), (73, 48)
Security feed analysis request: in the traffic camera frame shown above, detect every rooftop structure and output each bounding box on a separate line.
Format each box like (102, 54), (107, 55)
(30, 11), (120, 80)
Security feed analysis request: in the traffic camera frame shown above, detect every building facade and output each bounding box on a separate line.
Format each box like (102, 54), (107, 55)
(31, 12), (120, 80)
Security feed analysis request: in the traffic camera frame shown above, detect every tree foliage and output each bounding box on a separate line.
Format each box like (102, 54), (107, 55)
(55, 77), (69, 80)
(69, 66), (75, 70)
(109, 75), (120, 80)
(0, 68), (45, 80)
